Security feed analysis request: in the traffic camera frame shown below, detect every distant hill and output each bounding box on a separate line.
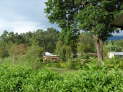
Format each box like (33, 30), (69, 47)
(108, 35), (123, 40)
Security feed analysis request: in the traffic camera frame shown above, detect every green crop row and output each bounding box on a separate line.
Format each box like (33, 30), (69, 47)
(0, 64), (123, 92)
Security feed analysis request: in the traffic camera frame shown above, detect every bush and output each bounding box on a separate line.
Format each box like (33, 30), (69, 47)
(1, 45), (44, 69)
(0, 64), (123, 92)
(0, 48), (9, 59)
(0, 65), (32, 92)
(16, 45), (44, 69)
(104, 58), (123, 69)
(65, 59), (81, 70)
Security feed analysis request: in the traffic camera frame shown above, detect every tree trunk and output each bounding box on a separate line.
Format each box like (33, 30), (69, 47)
(93, 35), (104, 66)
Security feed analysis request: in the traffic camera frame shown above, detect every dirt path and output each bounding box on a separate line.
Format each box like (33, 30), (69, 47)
(45, 67), (80, 73)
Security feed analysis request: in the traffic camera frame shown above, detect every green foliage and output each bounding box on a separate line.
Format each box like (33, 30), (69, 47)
(0, 65), (32, 92)
(26, 45), (43, 58)
(0, 48), (9, 59)
(106, 40), (123, 52)
(60, 28), (79, 57)
(45, 0), (80, 58)
(0, 28), (59, 55)
(0, 64), (123, 92)
(8, 44), (28, 64)
(22, 45), (44, 69)
(75, 0), (119, 63)
(105, 58), (123, 69)
(77, 33), (95, 56)
(0, 28), (59, 67)
(45, 0), (120, 63)
(65, 59), (81, 70)
(45, 0), (75, 28)
(45, 60), (81, 70)
(76, 4), (114, 41)
(9, 44), (27, 56)
(31, 28), (59, 52)
(0, 44), (44, 69)
(56, 41), (72, 61)
(1, 31), (28, 45)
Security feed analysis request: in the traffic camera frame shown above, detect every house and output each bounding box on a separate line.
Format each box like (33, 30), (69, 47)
(108, 52), (123, 58)
(43, 52), (60, 62)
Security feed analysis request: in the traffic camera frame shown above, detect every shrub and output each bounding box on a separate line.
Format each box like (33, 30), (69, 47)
(0, 48), (9, 59)
(19, 45), (44, 69)
(0, 64), (123, 92)
(104, 58), (123, 69)
(0, 65), (32, 92)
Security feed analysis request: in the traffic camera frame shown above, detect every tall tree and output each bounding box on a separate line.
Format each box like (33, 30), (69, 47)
(45, 0), (80, 58)
(76, 0), (120, 65)
(77, 33), (95, 56)
(31, 28), (59, 52)
(45, 0), (122, 65)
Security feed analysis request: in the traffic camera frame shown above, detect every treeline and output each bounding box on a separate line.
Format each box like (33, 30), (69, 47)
(0, 28), (59, 53)
(0, 28), (60, 66)
(0, 27), (97, 64)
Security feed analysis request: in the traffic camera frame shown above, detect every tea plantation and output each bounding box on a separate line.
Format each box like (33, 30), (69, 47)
(0, 64), (123, 92)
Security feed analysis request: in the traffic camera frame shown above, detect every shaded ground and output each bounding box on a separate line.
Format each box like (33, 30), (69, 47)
(45, 67), (79, 73)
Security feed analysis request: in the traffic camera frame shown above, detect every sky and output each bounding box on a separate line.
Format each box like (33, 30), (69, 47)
(0, 0), (123, 35)
(0, 0), (59, 34)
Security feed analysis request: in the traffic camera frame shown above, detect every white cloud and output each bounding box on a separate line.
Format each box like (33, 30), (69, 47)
(0, 20), (42, 34)
(10, 21), (39, 33)
(0, 0), (59, 34)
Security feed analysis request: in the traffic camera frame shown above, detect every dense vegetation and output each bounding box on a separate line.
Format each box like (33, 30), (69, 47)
(0, 29), (96, 65)
(0, 62), (123, 92)
(0, 28), (59, 66)
(45, 0), (123, 65)
(1, 0), (123, 92)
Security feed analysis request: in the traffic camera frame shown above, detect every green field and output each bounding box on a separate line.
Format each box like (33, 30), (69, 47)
(0, 61), (123, 92)
(0, 1), (123, 92)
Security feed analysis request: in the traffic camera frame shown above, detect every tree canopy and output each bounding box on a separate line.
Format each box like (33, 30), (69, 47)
(45, 0), (122, 65)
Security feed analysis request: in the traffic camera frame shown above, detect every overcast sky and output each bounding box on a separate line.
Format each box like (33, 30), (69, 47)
(0, 0), (59, 34)
(0, 0), (123, 36)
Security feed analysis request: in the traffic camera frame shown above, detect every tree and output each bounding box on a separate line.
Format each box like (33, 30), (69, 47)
(56, 41), (72, 61)
(45, 0), (121, 65)
(106, 40), (123, 52)
(76, 0), (120, 66)
(0, 48), (9, 59)
(77, 33), (95, 56)
(45, 0), (80, 57)
(9, 44), (28, 64)
(31, 28), (59, 52)
(0, 31), (29, 45)
(25, 44), (44, 69)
